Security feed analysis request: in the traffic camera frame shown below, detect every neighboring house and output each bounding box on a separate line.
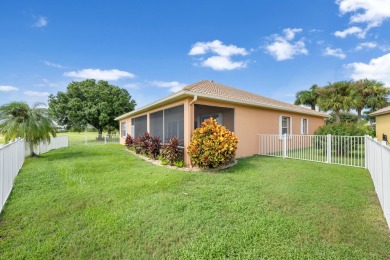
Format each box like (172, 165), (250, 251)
(115, 80), (329, 165)
(370, 106), (390, 143)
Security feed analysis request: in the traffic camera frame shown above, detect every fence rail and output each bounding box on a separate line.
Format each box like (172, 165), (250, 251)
(258, 134), (365, 168)
(1, 136), (68, 212)
(366, 136), (390, 228)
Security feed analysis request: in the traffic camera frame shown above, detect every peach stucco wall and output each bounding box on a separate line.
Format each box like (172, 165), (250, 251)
(194, 98), (325, 158)
(119, 97), (326, 165)
(375, 113), (390, 142)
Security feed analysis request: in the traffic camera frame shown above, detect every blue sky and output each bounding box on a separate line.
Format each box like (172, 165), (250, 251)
(1, 0), (390, 109)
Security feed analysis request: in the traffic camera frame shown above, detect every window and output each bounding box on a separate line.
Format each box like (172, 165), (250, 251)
(279, 116), (292, 136)
(121, 121), (127, 137)
(301, 118), (309, 135)
(199, 113), (223, 125)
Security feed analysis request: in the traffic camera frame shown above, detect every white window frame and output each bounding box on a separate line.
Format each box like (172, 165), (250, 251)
(301, 118), (309, 135)
(121, 121), (127, 137)
(279, 115), (292, 138)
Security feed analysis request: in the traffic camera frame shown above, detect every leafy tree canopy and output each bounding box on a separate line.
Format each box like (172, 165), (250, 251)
(48, 79), (136, 134)
(0, 102), (56, 145)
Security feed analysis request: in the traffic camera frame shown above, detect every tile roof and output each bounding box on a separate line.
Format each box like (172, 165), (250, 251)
(115, 80), (329, 120)
(183, 80), (328, 117)
(370, 105), (390, 116)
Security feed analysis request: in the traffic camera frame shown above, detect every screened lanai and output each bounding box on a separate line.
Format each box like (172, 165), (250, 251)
(146, 105), (185, 145)
(194, 104), (234, 131)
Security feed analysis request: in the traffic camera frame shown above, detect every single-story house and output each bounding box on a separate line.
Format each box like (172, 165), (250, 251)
(370, 106), (390, 143)
(115, 80), (329, 165)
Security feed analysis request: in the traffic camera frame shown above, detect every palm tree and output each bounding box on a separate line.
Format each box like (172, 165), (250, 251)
(365, 80), (389, 111)
(350, 79), (370, 121)
(317, 81), (353, 122)
(294, 84), (319, 110)
(0, 102), (57, 155)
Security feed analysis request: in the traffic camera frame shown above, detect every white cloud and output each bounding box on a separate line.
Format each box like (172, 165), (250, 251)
(0, 85), (18, 91)
(42, 60), (65, 68)
(189, 40), (248, 57)
(63, 69), (135, 81)
(24, 91), (50, 97)
(355, 41), (378, 50)
(202, 56), (247, 71)
(188, 40), (248, 70)
(150, 80), (187, 92)
(335, 0), (390, 38)
(346, 53), (390, 85)
(323, 47), (346, 59)
(33, 16), (48, 27)
(283, 28), (302, 41)
(265, 28), (308, 61)
(334, 26), (365, 38)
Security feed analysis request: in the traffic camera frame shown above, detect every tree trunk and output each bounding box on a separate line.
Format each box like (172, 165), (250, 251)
(335, 110), (340, 122)
(28, 141), (38, 157)
(357, 109), (362, 122)
(311, 104), (316, 110)
(98, 129), (103, 140)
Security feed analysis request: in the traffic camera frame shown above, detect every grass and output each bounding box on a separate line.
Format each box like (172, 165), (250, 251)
(1, 145), (389, 258)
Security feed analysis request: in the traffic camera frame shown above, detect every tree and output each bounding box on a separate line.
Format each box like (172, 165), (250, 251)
(317, 81), (353, 122)
(364, 80), (389, 112)
(350, 79), (389, 121)
(294, 84), (319, 110)
(0, 102), (57, 155)
(48, 80), (136, 138)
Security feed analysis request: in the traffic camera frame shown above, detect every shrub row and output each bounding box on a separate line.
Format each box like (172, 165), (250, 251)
(125, 133), (182, 166)
(126, 118), (239, 169)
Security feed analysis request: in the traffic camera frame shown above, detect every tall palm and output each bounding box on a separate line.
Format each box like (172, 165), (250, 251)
(365, 81), (389, 111)
(317, 81), (353, 122)
(294, 84), (319, 110)
(0, 102), (57, 155)
(350, 79), (370, 121)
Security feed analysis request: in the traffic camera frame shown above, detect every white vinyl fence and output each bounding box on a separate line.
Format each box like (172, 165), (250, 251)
(0, 136), (68, 213)
(366, 136), (390, 228)
(258, 134), (365, 168)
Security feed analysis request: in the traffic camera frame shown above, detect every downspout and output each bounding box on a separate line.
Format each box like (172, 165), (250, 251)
(189, 95), (197, 106)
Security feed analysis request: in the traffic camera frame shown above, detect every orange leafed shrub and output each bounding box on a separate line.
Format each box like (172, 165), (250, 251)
(187, 118), (239, 168)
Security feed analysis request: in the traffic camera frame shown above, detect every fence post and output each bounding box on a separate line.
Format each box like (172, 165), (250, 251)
(364, 135), (368, 169)
(327, 134), (331, 163)
(283, 133), (287, 158)
(104, 136), (107, 145)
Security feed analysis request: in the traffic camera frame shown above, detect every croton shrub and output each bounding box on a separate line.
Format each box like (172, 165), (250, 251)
(188, 118), (239, 168)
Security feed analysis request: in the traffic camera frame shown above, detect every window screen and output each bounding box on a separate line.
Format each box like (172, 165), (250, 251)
(121, 122), (127, 137)
(150, 110), (164, 139)
(164, 105), (184, 145)
(132, 115), (147, 137)
(281, 116), (291, 135)
(302, 118), (308, 135)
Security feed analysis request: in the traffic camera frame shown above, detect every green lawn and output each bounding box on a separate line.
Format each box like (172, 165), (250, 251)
(1, 145), (389, 259)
